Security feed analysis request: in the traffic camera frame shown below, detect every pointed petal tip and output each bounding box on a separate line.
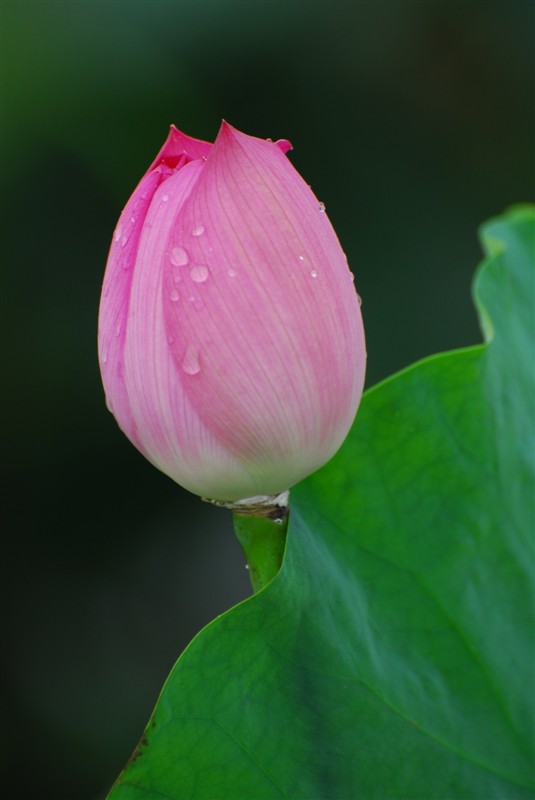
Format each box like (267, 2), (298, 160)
(149, 125), (212, 172)
(166, 123), (183, 143)
(216, 121), (292, 155)
(218, 119), (239, 138)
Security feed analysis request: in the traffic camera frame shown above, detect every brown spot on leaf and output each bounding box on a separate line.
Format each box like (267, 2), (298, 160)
(126, 732), (149, 767)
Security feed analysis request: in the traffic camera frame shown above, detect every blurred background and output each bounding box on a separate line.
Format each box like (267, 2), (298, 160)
(2, 1), (533, 797)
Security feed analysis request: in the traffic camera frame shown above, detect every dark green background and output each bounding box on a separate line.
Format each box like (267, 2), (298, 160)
(2, 2), (533, 798)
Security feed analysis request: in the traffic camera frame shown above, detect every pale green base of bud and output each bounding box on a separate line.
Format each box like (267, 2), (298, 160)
(203, 491), (289, 519)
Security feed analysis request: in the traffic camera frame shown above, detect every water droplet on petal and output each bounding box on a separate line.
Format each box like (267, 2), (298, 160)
(161, 194), (169, 202)
(113, 226), (123, 242)
(192, 225), (205, 237)
(357, 294), (363, 306)
(102, 348), (108, 364)
(182, 346), (200, 375)
(171, 246), (189, 267)
(172, 268), (182, 284)
(102, 283), (109, 297)
(310, 270), (318, 279)
(227, 268), (237, 278)
(318, 202), (325, 212)
(349, 272), (355, 282)
(170, 289), (180, 302)
(190, 265), (209, 283)
(130, 216), (136, 224)
(298, 255), (305, 262)
(121, 235), (129, 247)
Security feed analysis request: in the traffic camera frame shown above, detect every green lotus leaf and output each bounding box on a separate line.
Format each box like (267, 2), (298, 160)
(110, 206), (535, 800)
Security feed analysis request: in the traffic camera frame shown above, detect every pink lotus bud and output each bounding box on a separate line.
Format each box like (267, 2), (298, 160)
(98, 122), (366, 501)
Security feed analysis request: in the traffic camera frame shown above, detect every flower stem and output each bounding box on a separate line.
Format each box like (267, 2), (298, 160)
(232, 502), (289, 594)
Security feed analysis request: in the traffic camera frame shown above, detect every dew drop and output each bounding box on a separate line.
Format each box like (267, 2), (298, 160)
(310, 269), (318, 279)
(349, 272), (355, 282)
(245, 564), (250, 570)
(298, 255), (305, 262)
(161, 194), (169, 202)
(113, 226), (123, 242)
(169, 289), (180, 302)
(172, 268), (182, 284)
(130, 216), (136, 224)
(182, 346), (200, 375)
(192, 225), (205, 237)
(318, 202), (326, 212)
(102, 349), (108, 364)
(357, 294), (363, 306)
(121, 235), (129, 247)
(190, 265), (209, 283)
(102, 283), (109, 298)
(227, 268), (238, 278)
(171, 246), (189, 267)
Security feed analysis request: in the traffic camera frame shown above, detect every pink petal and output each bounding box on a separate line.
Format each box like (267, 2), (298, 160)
(99, 126), (212, 459)
(102, 158), (268, 498)
(98, 168), (164, 453)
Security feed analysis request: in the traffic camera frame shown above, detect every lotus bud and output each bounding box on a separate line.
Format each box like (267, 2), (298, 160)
(98, 122), (366, 501)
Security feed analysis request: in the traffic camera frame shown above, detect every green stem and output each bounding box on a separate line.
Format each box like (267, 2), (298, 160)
(232, 508), (289, 594)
